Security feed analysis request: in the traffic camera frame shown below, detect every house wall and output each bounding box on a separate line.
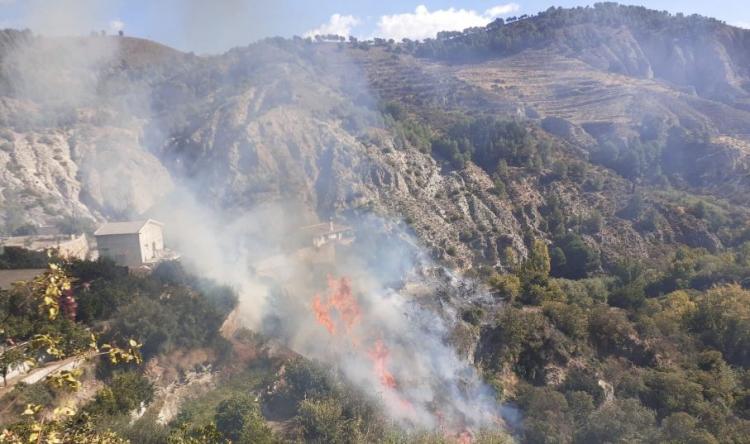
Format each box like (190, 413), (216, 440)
(139, 222), (164, 264)
(57, 234), (89, 260)
(96, 234), (143, 267)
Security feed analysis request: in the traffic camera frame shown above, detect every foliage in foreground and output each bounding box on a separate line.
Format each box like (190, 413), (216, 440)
(0, 259), (142, 443)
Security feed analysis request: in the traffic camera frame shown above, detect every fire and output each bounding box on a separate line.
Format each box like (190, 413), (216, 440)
(305, 275), (498, 440)
(311, 275), (361, 335)
(369, 339), (397, 389)
(312, 295), (336, 334)
(327, 276), (360, 332)
(308, 276), (414, 419)
(456, 430), (473, 444)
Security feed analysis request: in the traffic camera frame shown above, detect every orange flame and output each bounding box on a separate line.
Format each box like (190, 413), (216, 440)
(457, 430), (473, 444)
(312, 295), (336, 335)
(311, 275), (361, 336)
(328, 276), (361, 332)
(309, 276), (413, 416)
(369, 339), (397, 389)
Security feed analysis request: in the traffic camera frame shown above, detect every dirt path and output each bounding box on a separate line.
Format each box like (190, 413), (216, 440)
(0, 354), (86, 397)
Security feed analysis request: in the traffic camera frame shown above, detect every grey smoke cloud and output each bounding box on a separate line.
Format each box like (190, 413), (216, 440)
(153, 191), (515, 434)
(0, 0), (173, 221)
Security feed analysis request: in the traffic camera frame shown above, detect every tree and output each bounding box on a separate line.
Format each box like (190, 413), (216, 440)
(543, 301), (588, 340)
(641, 370), (705, 419)
(550, 247), (567, 276)
(297, 397), (360, 443)
(495, 158), (510, 180)
(488, 273), (521, 303)
(550, 160), (568, 180)
(87, 371), (154, 416)
(691, 284), (750, 366)
(517, 386), (573, 443)
(566, 391), (595, 426)
(588, 306), (652, 363)
(0, 247), (49, 269)
(582, 211), (603, 234)
(0, 347), (23, 387)
(476, 308), (569, 383)
(54, 215), (95, 235)
(491, 176), (507, 198)
(652, 290), (696, 334)
(214, 394), (273, 443)
(522, 239), (551, 283)
(576, 398), (658, 443)
(553, 233), (600, 279)
(168, 423), (226, 444)
(659, 412), (719, 444)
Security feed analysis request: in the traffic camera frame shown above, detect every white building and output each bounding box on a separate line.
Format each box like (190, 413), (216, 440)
(300, 221), (354, 248)
(94, 219), (165, 267)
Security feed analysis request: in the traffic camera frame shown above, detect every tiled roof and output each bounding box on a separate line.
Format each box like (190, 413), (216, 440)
(94, 219), (162, 236)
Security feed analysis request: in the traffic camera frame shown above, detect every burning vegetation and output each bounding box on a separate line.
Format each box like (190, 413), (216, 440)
(301, 272), (509, 441)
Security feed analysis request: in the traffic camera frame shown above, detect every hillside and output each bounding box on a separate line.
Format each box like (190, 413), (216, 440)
(3, 3), (750, 443)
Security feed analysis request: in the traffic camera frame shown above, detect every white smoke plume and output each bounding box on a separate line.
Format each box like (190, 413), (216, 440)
(151, 191), (517, 436)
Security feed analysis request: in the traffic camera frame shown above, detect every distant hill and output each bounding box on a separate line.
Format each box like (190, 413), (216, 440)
(415, 3), (750, 105)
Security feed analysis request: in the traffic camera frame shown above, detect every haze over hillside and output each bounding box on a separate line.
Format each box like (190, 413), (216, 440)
(3, 3), (750, 443)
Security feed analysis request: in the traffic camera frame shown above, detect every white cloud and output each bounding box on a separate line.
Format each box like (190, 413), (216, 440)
(108, 19), (124, 32)
(732, 21), (750, 29)
(485, 4), (521, 18)
(374, 3), (520, 41)
(304, 13), (360, 38)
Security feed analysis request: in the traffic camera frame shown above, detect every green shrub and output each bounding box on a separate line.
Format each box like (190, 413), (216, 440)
(488, 273), (521, 303)
(542, 301), (588, 339)
(0, 247), (49, 269)
(87, 371), (153, 416)
(575, 398), (658, 443)
(297, 397), (360, 444)
(551, 233), (600, 279)
(214, 394), (273, 443)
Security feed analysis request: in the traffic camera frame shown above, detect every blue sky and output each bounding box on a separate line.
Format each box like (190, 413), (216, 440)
(0, 0), (747, 53)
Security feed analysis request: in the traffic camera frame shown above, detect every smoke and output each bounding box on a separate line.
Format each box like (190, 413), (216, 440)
(150, 187), (516, 435)
(0, 0), (177, 224)
(21, 0), (111, 37)
(1, 1), (118, 110)
(4, 36), (117, 110)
